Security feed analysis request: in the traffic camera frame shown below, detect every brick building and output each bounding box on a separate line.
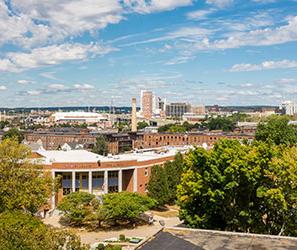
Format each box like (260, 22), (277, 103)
(34, 146), (189, 209)
(24, 128), (97, 150)
(24, 129), (254, 154)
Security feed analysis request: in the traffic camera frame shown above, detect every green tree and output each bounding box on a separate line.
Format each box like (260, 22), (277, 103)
(0, 138), (52, 213)
(206, 116), (235, 131)
(92, 135), (108, 156)
(148, 154), (184, 206)
(137, 121), (149, 130)
(164, 153), (184, 203)
(177, 139), (297, 236)
(0, 211), (89, 250)
(58, 192), (155, 227)
(58, 192), (95, 226)
(103, 192), (155, 224)
(0, 120), (9, 129)
(3, 127), (24, 143)
(255, 115), (297, 146)
(147, 165), (169, 206)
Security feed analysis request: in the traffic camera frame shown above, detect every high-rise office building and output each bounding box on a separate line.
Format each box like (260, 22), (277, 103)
(140, 90), (153, 120)
(165, 102), (191, 118)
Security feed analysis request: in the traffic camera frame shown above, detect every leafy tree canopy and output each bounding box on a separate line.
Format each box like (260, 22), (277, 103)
(255, 115), (297, 146)
(137, 121), (149, 130)
(148, 153), (184, 206)
(3, 127), (24, 143)
(58, 192), (95, 226)
(158, 122), (202, 133)
(103, 192), (156, 223)
(92, 135), (108, 156)
(177, 139), (297, 236)
(58, 192), (155, 227)
(0, 210), (89, 250)
(0, 138), (52, 214)
(206, 116), (235, 131)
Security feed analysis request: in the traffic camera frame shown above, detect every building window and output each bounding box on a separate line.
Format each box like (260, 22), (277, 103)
(145, 168), (148, 176)
(62, 173), (72, 194)
(93, 172), (104, 190)
(108, 171), (118, 193)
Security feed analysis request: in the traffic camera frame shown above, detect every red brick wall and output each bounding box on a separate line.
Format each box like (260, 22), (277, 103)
(137, 166), (151, 194)
(122, 169), (134, 192)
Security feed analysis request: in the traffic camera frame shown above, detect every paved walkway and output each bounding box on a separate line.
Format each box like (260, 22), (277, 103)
(43, 211), (181, 245)
(77, 215), (181, 244)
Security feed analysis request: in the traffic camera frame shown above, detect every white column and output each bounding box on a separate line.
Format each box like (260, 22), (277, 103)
(72, 171), (76, 192)
(88, 171), (92, 194)
(118, 169), (122, 192)
(51, 171), (56, 209)
(133, 168), (138, 192)
(104, 170), (108, 194)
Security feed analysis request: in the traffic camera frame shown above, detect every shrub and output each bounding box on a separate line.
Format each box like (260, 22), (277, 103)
(119, 234), (125, 241)
(103, 192), (156, 224)
(58, 192), (95, 226)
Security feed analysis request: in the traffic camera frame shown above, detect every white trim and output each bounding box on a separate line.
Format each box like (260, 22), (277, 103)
(104, 170), (108, 194)
(88, 171), (92, 194)
(133, 168), (138, 192)
(72, 171), (76, 192)
(118, 169), (122, 192)
(50, 161), (170, 173)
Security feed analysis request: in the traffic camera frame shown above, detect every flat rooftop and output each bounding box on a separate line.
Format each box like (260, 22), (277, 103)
(36, 146), (191, 164)
(139, 227), (297, 250)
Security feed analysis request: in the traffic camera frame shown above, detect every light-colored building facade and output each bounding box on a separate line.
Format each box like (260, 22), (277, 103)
(165, 102), (191, 118)
(34, 147), (190, 209)
(191, 105), (206, 115)
(52, 111), (108, 124)
(281, 101), (297, 116)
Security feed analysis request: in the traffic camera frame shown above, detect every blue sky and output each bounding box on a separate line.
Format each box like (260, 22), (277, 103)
(0, 0), (297, 107)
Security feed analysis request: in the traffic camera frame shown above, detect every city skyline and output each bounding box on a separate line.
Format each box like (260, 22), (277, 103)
(0, 0), (297, 107)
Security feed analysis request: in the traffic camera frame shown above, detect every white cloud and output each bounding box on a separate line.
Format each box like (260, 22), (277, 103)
(230, 59), (297, 72)
(10, 0), (123, 47)
(165, 56), (194, 65)
(0, 43), (115, 72)
(20, 83), (95, 96)
(123, 0), (193, 14)
(240, 83), (253, 87)
(187, 9), (215, 20)
(2, 0), (193, 49)
(123, 14), (297, 52)
(0, 2), (52, 48)
(121, 26), (212, 46)
(192, 16), (297, 50)
(277, 78), (297, 84)
(40, 72), (59, 80)
(17, 80), (31, 85)
(206, 0), (233, 8)
(26, 90), (41, 96)
(48, 84), (66, 90)
(252, 0), (277, 3)
(74, 83), (94, 90)
(0, 85), (7, 90)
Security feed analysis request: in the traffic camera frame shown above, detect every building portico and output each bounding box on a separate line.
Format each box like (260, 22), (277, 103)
(35, 146), (190, 209)
(51, 167), (138, 208)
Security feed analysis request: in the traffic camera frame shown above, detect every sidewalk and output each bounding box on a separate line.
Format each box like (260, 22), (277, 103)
(43, 209), (181, 245)
(77, 214), (181, 244)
